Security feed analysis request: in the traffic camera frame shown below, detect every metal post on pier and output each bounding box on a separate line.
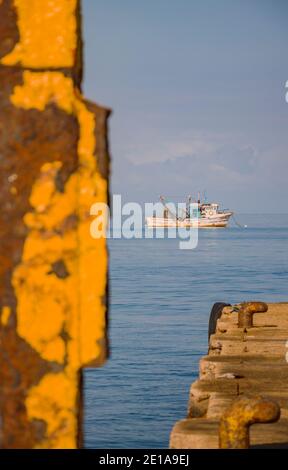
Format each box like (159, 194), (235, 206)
(0, 0), (110, 448)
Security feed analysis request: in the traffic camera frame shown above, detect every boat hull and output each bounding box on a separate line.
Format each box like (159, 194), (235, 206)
(146, 212), (233, 228)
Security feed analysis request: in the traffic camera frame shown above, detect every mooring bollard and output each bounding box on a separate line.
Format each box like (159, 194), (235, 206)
(219, 395), (280, 449)
(0, 0), (110, 448)
(237, 302), (268, 328)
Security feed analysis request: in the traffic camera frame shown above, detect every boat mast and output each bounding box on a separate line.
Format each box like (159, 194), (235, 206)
(159, 195), (178, 220)
(186, 195), (192, 219)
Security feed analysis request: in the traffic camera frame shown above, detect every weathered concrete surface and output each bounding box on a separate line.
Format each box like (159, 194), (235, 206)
(170, 303), (288, 448)
(0, 0), (110, 448)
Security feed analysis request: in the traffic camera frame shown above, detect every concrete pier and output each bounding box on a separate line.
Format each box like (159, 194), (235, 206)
(170, 302), (288, 448)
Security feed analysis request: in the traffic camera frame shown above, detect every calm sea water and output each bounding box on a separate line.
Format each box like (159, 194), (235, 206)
(84, 214), (288, 448)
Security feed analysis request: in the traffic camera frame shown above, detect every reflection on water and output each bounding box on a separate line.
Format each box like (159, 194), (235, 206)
(84, 214), (288, 448)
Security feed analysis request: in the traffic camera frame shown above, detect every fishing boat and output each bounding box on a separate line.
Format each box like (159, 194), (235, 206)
(146, 195), (233, 228)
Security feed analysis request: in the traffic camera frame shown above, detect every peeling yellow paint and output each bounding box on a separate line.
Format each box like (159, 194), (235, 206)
(10, 71), (74, 112)
(1, 306), (12, 326)
(1, 0), (77, 68)
(26, 372), (78, 448)
(10, 69), (108, 448)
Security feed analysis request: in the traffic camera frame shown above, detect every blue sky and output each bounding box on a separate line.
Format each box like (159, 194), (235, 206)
(83, 0), (288, 212)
